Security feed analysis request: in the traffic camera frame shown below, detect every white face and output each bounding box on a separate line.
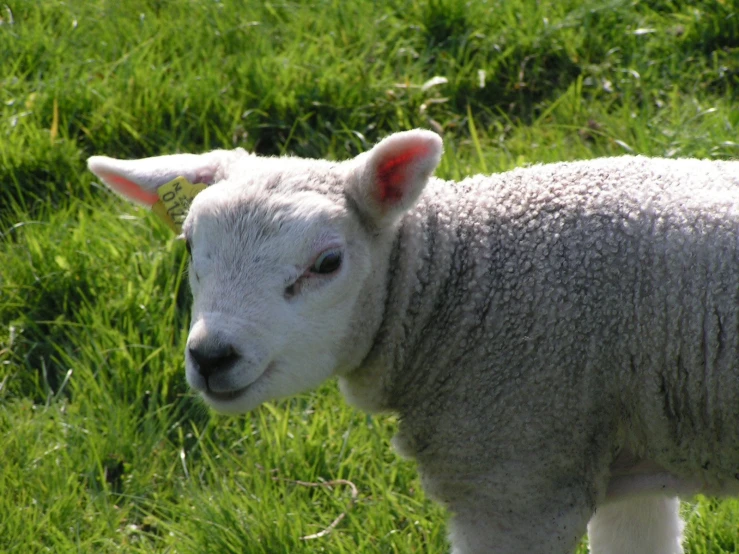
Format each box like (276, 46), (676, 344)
(88, 129), (443, 415)
(181, 180), (372, 414)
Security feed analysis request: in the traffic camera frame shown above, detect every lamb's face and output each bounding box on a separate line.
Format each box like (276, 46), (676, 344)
(181, 180), (373, 414)
(87, 129), (442, 414)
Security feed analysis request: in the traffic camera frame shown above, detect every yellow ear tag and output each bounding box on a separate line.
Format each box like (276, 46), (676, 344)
(151, 177), (208, 233)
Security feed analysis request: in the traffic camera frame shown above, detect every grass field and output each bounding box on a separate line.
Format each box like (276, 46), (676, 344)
(1, 0), (738, 552)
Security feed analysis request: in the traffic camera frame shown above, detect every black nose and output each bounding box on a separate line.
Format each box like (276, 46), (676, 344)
(188, 343), (240, 378)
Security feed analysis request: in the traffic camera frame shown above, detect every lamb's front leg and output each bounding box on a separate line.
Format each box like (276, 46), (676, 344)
(587, 495), (684, 554)
(441, 481), (594, 554)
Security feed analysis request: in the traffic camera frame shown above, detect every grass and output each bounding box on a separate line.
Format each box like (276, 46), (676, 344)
(1, 0), (737, 552)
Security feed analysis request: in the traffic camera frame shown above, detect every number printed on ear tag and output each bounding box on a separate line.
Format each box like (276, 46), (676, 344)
(151, 177), (208, 233)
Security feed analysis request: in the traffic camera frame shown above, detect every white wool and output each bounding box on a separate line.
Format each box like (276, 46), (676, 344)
(89, 130), (739, 553)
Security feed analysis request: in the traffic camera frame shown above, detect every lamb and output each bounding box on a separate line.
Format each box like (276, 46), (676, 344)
(88, 129), (739, 554)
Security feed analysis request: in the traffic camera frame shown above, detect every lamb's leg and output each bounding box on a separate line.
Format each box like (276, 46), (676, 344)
(445, 487), (592, 554)
(587, 495), (684, 554)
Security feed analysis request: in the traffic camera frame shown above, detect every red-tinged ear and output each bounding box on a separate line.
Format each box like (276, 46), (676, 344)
(87, 149), (246, 207)
(347, 130), (443, 228)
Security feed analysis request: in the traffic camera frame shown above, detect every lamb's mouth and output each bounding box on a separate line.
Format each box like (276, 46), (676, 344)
(203, 362), (274, 403)
(204, 385), (251, 403)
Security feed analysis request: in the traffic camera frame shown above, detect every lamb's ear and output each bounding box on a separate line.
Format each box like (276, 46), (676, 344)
(87, 150), (241, 207)
(347, 130), (442, 228)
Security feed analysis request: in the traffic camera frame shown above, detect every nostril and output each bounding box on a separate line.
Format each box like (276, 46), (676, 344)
(188, 343), (240, 378)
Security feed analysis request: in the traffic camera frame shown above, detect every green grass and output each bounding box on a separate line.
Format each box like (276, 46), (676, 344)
(1, 0), (738, 552)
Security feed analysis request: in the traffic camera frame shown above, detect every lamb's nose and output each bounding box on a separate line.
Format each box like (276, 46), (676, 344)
(188, 343), (240, 378)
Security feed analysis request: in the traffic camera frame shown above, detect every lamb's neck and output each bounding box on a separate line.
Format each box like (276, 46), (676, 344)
(341, 179), (497, 414)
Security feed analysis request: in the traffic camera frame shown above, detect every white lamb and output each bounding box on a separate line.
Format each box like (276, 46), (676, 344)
(88, 130), (739, 554)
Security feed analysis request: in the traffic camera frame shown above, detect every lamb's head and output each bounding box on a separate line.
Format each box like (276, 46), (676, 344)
(88, 130), (443, 414)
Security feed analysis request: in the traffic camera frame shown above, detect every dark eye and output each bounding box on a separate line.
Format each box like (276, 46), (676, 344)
(310, 249), (342, 274)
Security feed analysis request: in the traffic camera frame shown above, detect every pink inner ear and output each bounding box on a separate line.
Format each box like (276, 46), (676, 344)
(376, 144), (430, 203)
(100, 172), (159, 206)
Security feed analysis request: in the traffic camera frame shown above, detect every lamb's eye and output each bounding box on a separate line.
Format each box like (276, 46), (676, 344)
(310, 249), (342, 274)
